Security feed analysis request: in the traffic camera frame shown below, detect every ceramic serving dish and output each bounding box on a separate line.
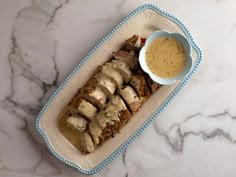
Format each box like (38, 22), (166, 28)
(35, 4), (202, 175)
(139, 30), (193, 85)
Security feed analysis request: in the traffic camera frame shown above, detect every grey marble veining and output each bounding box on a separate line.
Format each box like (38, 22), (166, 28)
(1, 0), (236, 177)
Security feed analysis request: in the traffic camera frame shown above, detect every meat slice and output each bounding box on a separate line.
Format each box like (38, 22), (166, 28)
(130, 74), (150, 100)
(96, 95), (131, 141)
(137, 68), (161, 93)
(70, 97), (97, 120)
(97, 65), (124, 87)
(66, 115), (88, 132)
(124, 35), (139, 50)
(79, 86), (107, 109)
(105, 60), (132, 83)
(81, 132), (94, 153)
(112, 50), (138, 70)
(97, 96), (124, 130)
(147, 77), (161, 93)
(118, 86), (142, 113)
(89, 121), (103, 145)
(95, 73), (116, 97)
(119, 109), (132, 125)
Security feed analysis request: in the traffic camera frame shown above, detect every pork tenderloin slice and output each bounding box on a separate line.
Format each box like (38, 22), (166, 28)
(72, 98), (97, 120)
(81, 132), (94, 153)
(97, 65), (124, 87)
(118, 86), (142, 113)
(106, 60), (132, 83)
(79, 86), (107, 109)
(66, 115), (88, 132)
(89, 121), (103, 145)
(130, 73), (150, 100)
(112, 50), (138, 70)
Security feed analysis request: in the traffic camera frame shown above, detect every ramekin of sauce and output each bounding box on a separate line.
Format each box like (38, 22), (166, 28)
(139, 30), (193, 85)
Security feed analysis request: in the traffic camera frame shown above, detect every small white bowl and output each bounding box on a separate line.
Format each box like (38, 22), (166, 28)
(139, 30), (193, 85)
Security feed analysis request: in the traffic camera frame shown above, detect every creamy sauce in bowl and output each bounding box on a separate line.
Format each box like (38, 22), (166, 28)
(145, 37), (186, 78)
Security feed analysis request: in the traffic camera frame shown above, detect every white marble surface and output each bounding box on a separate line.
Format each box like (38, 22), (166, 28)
(0, 0), (236, 176)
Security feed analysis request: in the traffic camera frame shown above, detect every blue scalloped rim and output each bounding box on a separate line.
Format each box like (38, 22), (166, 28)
(35, 4), (202, 175)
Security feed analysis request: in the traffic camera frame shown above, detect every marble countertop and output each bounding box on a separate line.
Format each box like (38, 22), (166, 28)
(1, 0), (236, 177)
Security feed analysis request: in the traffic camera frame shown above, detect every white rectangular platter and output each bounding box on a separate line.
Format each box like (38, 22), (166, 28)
(35, 4), (202, 175)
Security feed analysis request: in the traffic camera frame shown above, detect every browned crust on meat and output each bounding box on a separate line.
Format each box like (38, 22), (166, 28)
(86, 74), (98, 87)
(130, 74), (150, 98)
(147, 77), (161, 93)
(69, 94), (82, 108)
(112, 50), (138, 70)
(119, 109), (132, 125)
(132, 56), (139, 70)
(78, 85), (95, 95)
(97, 109), (132, 144)
(124, 35), (139, 50)
(59, 106), (73, 122)
(96, 65), (103, 74)
(129, 101), (142, 113)
(98, 121), (121, 144)
(136, 68), (161, 93)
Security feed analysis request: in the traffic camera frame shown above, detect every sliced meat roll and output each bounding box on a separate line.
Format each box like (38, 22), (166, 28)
(70, 97), (97, 120)
(91, 73), (116, 97)
(96, 95), (131, 141)
(124, 35), (140, 50)
(66, 115), (88, 132)
(130, 74), (150, 100)
(97, 65), (124, 87)
(137, 68), (161, 93)
(89, 121), (102, 145)
(97, 96), (123, 130)
(119, 108), (132, 125)
(146, 77), (161, 93)
(81, 132), (94, 153)
(79, 86), (107, 109)
(112, 50), (138, 70)
(105, 60), (132, 83)
(118, 86), (142, 113)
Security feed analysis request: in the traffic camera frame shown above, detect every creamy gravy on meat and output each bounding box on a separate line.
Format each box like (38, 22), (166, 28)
(58, 116), (83, 151)
(145, 37), (186, 78)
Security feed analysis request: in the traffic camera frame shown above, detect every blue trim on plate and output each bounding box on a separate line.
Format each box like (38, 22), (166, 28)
(35, 4), (202, 175)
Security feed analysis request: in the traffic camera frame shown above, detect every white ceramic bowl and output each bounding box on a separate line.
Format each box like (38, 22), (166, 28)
(139, 30), (193, 85)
